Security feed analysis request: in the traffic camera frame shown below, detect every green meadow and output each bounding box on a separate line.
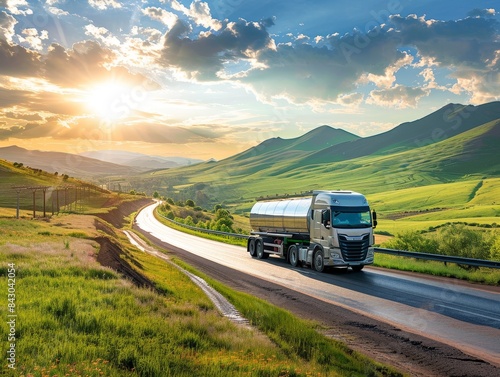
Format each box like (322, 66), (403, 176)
(0, 211), (398, 376)
(370, 178), (500, 234)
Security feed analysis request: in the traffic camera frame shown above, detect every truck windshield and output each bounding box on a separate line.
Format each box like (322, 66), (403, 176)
(332, 209), (372, 228)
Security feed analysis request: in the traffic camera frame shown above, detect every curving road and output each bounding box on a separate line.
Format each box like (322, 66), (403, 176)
(135, 202), (500, 369)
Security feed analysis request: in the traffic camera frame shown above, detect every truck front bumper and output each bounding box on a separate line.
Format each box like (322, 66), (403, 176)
(328, 247), (374, 267)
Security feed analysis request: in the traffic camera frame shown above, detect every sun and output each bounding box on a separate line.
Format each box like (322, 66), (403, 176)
(84, 81), (131, 121)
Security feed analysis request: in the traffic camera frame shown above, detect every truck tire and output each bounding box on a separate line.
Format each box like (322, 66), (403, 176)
(248, 238), (257, 257)
(256, 239), (268, 259)
(313, 249), (325, 272)
(288, 245), (299, 267)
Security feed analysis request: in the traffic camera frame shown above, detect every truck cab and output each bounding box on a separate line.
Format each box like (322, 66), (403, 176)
(309, 191), (376, 271)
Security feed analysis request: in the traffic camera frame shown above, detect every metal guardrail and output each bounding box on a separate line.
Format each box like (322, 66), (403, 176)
(157, 212), (500, 269)
(374, 248), (500, 269)
(157, 213), (249, 240)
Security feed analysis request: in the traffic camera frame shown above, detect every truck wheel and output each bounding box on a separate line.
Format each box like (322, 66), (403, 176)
(248, 238), (257, 257)
(351, 265), (364, 272)
(288, 245), (299, 267)
(256, 239), (268, 259)
(313, 249), (325, 272)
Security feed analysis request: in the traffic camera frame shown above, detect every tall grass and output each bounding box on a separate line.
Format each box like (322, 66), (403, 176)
(373, 254), (500, 285)
(173, 260), (399, 377)
(0, 215), (398, 376)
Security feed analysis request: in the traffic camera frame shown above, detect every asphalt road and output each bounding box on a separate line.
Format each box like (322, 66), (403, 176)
(135, 202), (500, 368)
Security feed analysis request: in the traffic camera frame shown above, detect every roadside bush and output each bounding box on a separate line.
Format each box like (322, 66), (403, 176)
(381, 231), (439, 253)
(490, 234), (500, 261)
(435, 224), (490, 260)
(184, 216), (195, 226)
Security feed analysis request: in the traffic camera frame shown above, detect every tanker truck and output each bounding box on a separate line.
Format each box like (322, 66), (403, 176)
(247, 190), (377, 272)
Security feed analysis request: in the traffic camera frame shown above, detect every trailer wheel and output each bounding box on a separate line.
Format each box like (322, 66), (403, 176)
(248, 238), (257, 257)
(256, 239), (268, 259)
(288, 245), (299, 267)
(313, 249), (325, 272)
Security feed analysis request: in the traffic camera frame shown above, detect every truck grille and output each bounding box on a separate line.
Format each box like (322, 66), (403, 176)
(338, 234), (369, 261)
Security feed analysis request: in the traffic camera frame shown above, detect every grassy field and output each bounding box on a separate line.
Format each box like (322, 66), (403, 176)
(0, 210), (398, 376)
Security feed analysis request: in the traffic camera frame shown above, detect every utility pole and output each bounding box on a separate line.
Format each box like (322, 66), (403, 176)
(12, 186), (50, 219)
(13, 187), (22, 219)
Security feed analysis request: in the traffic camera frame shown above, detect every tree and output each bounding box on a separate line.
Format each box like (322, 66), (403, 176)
(185, 199), (195, 207)
(382, 231), (439, 253)
(436, 224), (489, 260)
(489, 234), (500, 261)
(153, 191), (160, 199)
(213, 209), (234, 231)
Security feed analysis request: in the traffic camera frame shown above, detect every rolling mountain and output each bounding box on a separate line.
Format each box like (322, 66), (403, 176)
(206, 126), (360, 176)
(79, 150), (202, 170)
(0, 146), (138, 178)
(231, 126), (359, 161)
(136, 101), (500, 205)
(306, 102), (500, 163)
(300, 101), (500, 165)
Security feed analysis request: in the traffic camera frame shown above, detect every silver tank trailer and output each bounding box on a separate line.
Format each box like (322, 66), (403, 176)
(249, 198), (311, 234)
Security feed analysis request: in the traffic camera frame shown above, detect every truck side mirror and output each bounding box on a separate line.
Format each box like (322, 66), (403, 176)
(372, 210), (377, 229)
(322, 209), (331, 228)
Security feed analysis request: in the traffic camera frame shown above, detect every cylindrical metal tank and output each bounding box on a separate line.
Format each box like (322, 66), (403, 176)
(250, 197), (311, 234)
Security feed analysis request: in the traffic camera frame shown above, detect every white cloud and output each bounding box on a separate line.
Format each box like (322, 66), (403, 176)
(188, 0), (223, 31)
(360, 53), (413, 89)
(367, 85), (429, 108)
(88, 0), (122, 11)
(168, 0), (222, 30)
(450, 69), (500, 104)
(142, 7), (178, 29)
(336, 92), (364, 106)
(84, 24), (121, 46)
(47, 7), (69, 16)
(0, 10), (16, 42)
(1, 0), (32, 15)
(19, 28), (48, 51)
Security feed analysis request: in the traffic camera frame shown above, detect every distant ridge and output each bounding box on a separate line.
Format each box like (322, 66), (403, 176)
(80, 150), (202, 170)
(229, 126), (359, 162)
(301, 101), (500, 164)
(0, 145), (136, 178)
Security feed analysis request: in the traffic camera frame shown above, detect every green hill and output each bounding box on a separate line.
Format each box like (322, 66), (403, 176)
(0, 145), (139, 178)
(137, 102), (500, 209)
(300, 101), (500, 164)
(0, 159), (105, 214)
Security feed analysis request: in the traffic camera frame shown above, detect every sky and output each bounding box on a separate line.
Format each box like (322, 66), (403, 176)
(0, 0), (499, 160)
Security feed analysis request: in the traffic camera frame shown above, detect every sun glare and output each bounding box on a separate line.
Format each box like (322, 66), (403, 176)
(85, 82), (131, 121)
